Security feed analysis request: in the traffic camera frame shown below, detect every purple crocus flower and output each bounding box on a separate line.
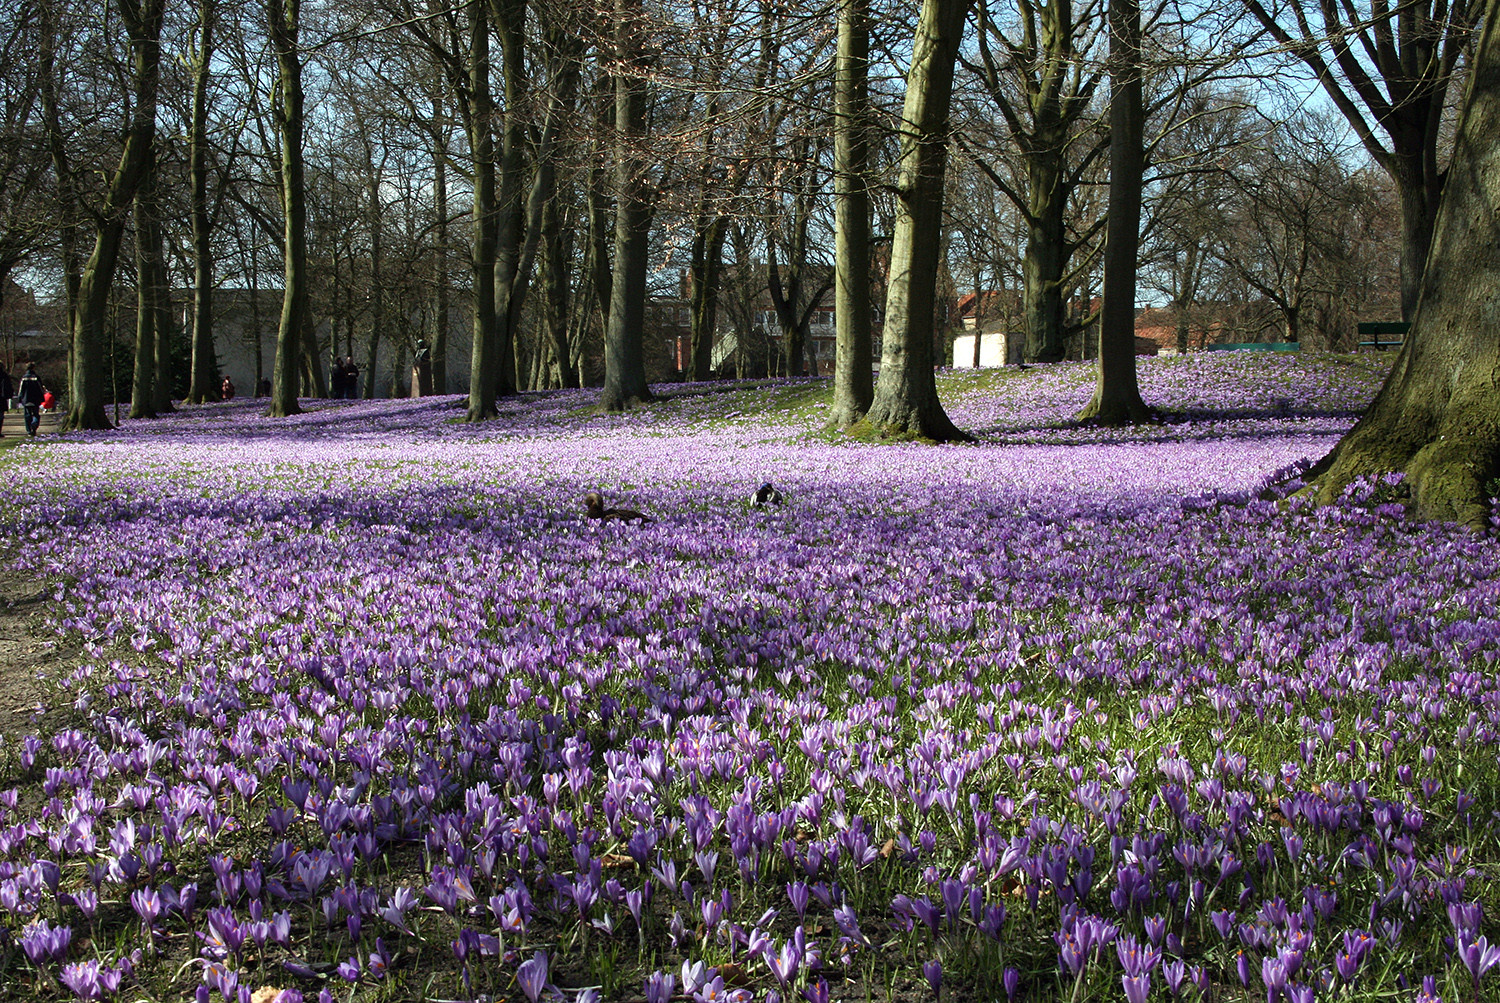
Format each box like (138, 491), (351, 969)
(922, 959), (942, 998)
(517, 950), (550, 1003)
(644, 971), (676, 1003)
(20, 919), (72, 964)
(1459, 935), (1500, 982)
(802, 978), (831, 1003)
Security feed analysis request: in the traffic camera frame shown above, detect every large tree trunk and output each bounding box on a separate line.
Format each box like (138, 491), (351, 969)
(148, 220), (174, 414)
(1076, 0), (1152, 426)
(65, 0), (164, 432)
(185, 0), (219, 405)
(465, 0), (501, 420)
(689, 215), (727, 382)
(430, 96), (450, 394)
(487, 0), (528, 402)
(268, 0), (305, 418)
(1014, 151), (1074, 364)
(864, 0), (970, 442)
(830, 0), (874, 427)
(1022, 144), (1069, 364)
(130, 183), (158, 420)
(1308, 0), (1500, 529)
(600, 0), (653, 411)
(541, 196), (576, 388)
(1393, 154), (1442, 322)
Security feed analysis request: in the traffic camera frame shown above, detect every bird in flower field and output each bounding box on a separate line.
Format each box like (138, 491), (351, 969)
(751, 482), (785, 507)
(584, 491), (654, 524)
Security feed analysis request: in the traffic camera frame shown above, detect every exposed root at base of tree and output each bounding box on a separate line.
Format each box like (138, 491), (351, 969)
(823, 404), (868, 433)
(61, 409), (115, 433)
(854, 407), (975, 444)
(599, 392), (654, 413)
(1307, 427), (1499, 532)
(1073, 398), (1159, 427)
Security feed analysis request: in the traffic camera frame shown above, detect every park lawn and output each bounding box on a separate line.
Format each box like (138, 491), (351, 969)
(1, 352), (1498, 1003)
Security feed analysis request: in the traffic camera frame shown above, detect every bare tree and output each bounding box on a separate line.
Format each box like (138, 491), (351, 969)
(1307, 0), (1499, 527)
(865, 0), (972, 441)
(63, 0), (167, 431)
(184, 0), (221, 404)
(962, 0), (1107, 364)
(1243, 0), (1481, 320)
(830, 0), (875, 426)
(601, 0), (654, 410)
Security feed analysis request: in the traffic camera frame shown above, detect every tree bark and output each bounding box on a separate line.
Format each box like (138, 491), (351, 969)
(541, 196), (576, 388)
(1308, 0), (1500, 529)
(487, 0), (527, 402)
(689, 215), (727, 382)
(38, 2), (84, 385)
(465, 0), (500, 420)
(830, 0), (874, 427)
(130, 193), (157, 420)
(430, 95), (449, 395)
(185, 0), (219, 405)
(268, 0), (306, 417)
(864, 0), (971, 442)
(148, 218), (174, 414)
(1022, 145), (1069, 363)
(600, 0), (653, 411)
(1076, 0), (1153, 425)
(66, 0), (165, 432)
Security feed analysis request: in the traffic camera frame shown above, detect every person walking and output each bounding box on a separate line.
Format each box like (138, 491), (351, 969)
(0, 362), (12, 435)
(16, 364), (44, 436)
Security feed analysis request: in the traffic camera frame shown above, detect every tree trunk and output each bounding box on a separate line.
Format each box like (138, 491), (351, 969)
(1308, 0), (1500, 529)
(186, 0), (219, 404)
(1394, 154), (1442, 322)
(600, 0), (653, 411)
(766, 243), (806, 378)
(487, 0), (527, 402)
(268, 0), (305, 418)
(538, 190), (575, 389)
(66, 0), (165, 432)
(130, 182), (158, 420)
(367, 163), (384, 398)
(38, 2), (84, 388)
(149, 222), (174, 414)
(465, 0), (501, 420)
(1076, 0), (1152, 426)
(1022, 146), (1069, 364)
(864, 0), (971, 442)
(689, 215), (727, 382)
(1172, 243), (1200, 355)
(830, 0), (874, 427)
(430, 96), (449, 394)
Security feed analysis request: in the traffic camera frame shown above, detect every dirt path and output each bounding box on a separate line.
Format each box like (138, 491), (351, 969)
(0, 573), (59, 740)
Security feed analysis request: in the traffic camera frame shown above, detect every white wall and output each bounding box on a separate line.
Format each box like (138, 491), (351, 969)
(952, 331), (1020, 367)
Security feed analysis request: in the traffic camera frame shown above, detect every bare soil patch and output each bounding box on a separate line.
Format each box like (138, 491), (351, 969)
(0, 570), (65, 740)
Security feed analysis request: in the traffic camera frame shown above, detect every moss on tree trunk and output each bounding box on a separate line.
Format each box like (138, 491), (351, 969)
(1308, 0), (1500, 529)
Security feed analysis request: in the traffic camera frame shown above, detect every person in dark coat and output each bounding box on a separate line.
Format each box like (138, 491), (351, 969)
(330, 357), (347, 399)
(16, 365), (44, 436)
(0, 362), (12, 431)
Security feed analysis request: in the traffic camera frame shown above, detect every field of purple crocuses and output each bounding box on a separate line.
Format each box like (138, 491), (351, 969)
(2, 352), (1499, 1003)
